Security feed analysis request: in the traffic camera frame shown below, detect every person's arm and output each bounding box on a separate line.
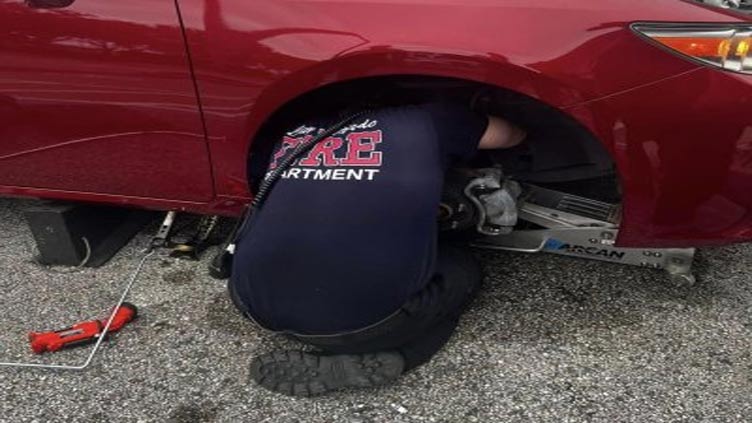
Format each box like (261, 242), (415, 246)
(478, 116), (526, 150)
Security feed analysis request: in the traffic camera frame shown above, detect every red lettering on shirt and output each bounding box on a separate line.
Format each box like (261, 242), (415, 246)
(269, 135), (308, 170)
(299, 137), (344, 167)
(341, 131), (383, 166)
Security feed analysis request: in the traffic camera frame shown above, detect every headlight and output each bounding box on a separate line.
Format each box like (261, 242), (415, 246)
(633, 24), (752, 74)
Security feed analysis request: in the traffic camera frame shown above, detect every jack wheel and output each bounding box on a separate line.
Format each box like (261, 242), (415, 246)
(670, 273), (696, 287)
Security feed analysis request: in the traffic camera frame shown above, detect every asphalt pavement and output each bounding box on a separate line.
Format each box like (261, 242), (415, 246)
(1, 198), (751, 422)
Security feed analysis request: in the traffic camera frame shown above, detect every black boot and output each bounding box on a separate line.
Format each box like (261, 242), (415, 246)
(250, 350), (405, 397)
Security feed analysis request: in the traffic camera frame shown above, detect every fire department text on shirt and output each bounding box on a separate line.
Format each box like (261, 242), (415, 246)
(278, 168), (380, 181)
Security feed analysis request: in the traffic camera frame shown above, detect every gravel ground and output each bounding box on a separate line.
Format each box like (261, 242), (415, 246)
(0, 198), (751, 422)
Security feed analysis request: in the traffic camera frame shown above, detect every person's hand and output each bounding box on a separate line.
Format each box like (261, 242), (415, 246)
(478, 116), (526, 150)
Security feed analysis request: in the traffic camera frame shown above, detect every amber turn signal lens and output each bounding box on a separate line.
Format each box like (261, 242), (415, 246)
(633, 24), (752, 74)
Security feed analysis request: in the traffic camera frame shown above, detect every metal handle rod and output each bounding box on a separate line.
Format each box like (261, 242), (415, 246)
(0, 208), (174, 372)
(0, 211), (176, 370)
(0, 249), (154, 370)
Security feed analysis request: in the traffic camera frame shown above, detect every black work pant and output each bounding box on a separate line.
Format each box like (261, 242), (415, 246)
(230, 245), (482, 371)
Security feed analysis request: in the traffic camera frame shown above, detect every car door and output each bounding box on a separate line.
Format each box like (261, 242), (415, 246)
(0, 0), (214, 202)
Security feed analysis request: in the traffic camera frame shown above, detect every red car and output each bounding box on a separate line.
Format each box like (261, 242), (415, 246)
(1, 0), (750, 275)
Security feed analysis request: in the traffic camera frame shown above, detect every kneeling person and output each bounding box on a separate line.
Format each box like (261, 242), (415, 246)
(230, 102), (525, 396)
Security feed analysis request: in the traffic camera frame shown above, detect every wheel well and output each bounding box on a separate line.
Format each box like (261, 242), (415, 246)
(248, 75), (620, 203)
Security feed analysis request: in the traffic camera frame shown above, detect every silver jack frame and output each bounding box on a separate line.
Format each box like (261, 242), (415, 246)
(471, 184), (696, 285)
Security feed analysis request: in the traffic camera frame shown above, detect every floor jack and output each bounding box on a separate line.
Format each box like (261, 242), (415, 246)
(0, 211), (178, 371)
(462, 171), (697, 285)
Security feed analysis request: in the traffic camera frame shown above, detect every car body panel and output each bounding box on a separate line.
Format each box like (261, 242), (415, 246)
(0, 0), (750, 248)
(567, 68), (752, 247)
(0, 0), (214, 202)
(179, 0), (737, 200)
